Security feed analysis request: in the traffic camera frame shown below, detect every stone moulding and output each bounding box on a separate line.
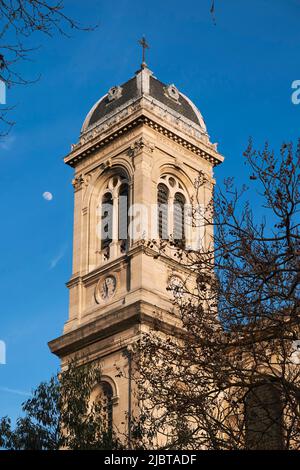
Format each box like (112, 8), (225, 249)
(64, 114), (223, 169)
(72, 173), (92, 191)
(79, 92), (208, 149)
(127, 136), (155, 157)
(48, 300), (183, 358)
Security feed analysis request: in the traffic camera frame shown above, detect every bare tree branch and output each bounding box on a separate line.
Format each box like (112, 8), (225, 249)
(0, 1), (96, 136)
(129, 139), (300, 450)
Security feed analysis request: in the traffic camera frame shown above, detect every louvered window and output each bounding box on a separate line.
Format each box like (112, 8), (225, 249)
(101, 192), (113, 250)
(118, 183), (129, 250)
(174, 192), (185, 243)
(157, 183), (169, 239)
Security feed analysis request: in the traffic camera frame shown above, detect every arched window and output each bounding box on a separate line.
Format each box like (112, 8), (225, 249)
(157, 183), (169, 239)
(100, 382), (114, 434)
(157, 176), (188, 244)
(245, 381), (283, 450)
(101, 192), (113, 250)
(99, 175), (129, 260)
(91, 381), (114, 435)
(174, 192), (186, 243)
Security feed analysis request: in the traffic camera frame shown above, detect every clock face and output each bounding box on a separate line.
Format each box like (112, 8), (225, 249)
(100, 276), (116, 301)
(168, 276), (184, 299)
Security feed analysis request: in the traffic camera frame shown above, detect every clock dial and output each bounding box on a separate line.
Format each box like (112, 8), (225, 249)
(168, 276), (184, 299)
(100, 276), (116, 300)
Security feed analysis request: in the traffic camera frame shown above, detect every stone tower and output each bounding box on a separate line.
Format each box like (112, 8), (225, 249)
(48, 62), (223, 437)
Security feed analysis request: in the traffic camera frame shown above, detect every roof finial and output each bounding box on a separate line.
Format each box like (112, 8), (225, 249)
(138, 36), (149, 69)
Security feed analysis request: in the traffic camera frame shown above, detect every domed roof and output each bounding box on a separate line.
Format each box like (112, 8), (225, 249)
(81, 67), (207, 134)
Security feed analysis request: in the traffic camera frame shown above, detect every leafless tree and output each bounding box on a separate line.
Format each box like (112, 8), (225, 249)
(0, 1), (94, 135)
(131, 140), (300, 450)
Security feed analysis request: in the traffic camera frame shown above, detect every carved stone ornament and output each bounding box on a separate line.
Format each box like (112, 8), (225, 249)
(72, 173), (91, 191)
(127, 137), (155, 157)
(75, 95), (210, 156)
(107, 86), (123, 102)
(164, 84), (180, 102)
(101, 158), (112, 169)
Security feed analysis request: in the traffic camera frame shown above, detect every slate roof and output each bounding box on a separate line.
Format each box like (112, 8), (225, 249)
(83, 71), (203, 131)
(88, 77), (137, 127)
(149, 76), (199, 125)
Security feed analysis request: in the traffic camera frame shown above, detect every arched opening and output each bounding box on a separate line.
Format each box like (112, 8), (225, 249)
(89, 375), (119, 437)
(157, 175), (188, 244)
(245, 381), (283, 450)
(100, 381), (114, 434)
(97, 173), (130, 262)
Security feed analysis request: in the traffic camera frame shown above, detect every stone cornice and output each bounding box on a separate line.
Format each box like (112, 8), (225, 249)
(48, 300), (183, 358)
(80, 91), (208, 146)
(143, 116), (222, 165)
(64, 112), (223, 169)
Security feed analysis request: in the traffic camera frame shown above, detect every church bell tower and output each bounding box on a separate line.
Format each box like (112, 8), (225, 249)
(49, 50), (223, 436)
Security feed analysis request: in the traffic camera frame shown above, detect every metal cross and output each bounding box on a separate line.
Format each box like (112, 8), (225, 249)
(138, 36), (149, 66)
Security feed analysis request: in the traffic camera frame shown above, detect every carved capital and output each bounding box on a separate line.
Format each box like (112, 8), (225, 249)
(127, 137), (155, 158)
(72, 173), (91, 191)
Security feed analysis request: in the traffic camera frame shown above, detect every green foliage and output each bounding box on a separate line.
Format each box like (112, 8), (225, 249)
(0, 362), (121, 450)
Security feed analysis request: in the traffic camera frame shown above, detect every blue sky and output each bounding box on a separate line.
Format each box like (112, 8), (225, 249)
(0, 0), (299, 422)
